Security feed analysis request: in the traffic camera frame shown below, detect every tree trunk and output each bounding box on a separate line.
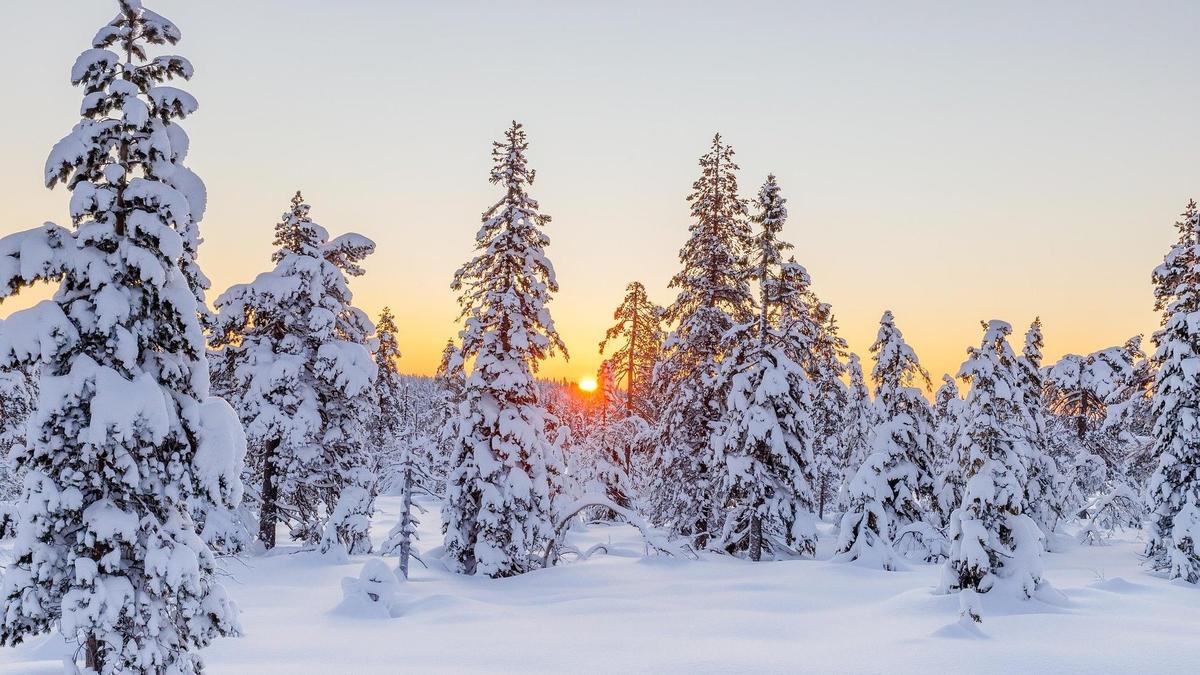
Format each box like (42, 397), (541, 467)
(397, 465), (413, 580)
(818, 475), (828, 520)
(259, 438), (280, 549)
(627, 309), (637, 415)
(1076, 371), (1088, 440)
(693, 519), (708, 550)
(748, 514), (763, 562)
(85, 634), (100, 672)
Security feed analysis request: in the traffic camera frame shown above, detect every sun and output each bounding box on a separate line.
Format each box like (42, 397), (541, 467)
(578, 376), (598, 393)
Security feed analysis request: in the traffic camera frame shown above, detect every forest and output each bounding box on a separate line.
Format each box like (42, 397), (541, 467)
(1, 2), (1198, 674)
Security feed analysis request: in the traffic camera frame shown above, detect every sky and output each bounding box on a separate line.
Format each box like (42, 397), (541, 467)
(1, 1), (1198, 386)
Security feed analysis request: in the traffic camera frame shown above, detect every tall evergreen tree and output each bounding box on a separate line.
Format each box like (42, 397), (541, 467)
(369, 307), (406, 480)
(210, 192), (377, 553)
(1145, 199), (1200, 583)
(1099, 336), (1157, 488)
(442, 122), (564, 578)
(599, 281), (664, 418)
(836, 354), (873, 513)
(426, 339), (466, 496)
(939, 321), (1046, 623)
(800, 301), (851, 518)
(1016, 317), (1066, 541)
(753, 255), (848, 518)
(836, 311), (935, 567)
(932, 374), (966, 523)
(0, 2), (242, 670)
(650, 134), (753, 548)
(1046, 340), (1155, 518)
(714, 175), (818, 560)
(372, 309), (422, 579)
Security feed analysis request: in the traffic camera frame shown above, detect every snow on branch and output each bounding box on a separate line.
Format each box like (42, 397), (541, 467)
(0, 301), (78, 369)
(545, 493), (696, 566)
(0, 224), (71, 298)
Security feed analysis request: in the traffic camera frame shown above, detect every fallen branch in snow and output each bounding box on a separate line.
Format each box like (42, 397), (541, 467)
(557, 543), (610, 562)
(545, 493), (696, 567)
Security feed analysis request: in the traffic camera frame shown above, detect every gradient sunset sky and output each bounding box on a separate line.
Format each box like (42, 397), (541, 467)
(2, 1), (1198, 386)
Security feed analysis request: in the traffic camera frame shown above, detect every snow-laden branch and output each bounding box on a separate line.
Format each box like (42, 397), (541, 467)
(545, 493), (695, 567)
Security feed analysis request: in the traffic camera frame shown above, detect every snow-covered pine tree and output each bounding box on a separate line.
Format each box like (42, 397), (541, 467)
(931, 374), (966, 524)
(1104, 336), (1156, 485)
(210, 192), (377, 554)
(0, 2), (243, 669)
(835, 354), (873, 513)
(373, 308), (423, 579)
(1045, 353), (1105, 441)
(442, 121), (564, 578)
(836, 311), (937, 567)
(760, 254), (849, 519)
(1045, 350), (1120, 504)
(1045, 341), (1153, 526)
(599, 281), (665, 419)
(799, 300), (851, 519)
(1145, 199), (1200, 583)
(715, 175), (818, 560)
(1016, 317), (1066, 542)
(574, 360), (642, 519)
(425, 339), (465, 496)
(369, 307), (406, 484)
(650, 134), (753, 548)
(939, 321), (1046, 623)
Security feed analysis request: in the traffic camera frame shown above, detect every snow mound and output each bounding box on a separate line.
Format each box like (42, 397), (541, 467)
(1089, 577), (1147, 594)
(334, 559), (404, 619)
(931, 616), (989, 640)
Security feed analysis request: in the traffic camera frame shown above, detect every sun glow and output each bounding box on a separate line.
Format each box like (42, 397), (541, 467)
(578, 376), (598, 393)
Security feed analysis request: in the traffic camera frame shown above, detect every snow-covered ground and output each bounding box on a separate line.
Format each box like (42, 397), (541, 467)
(3, 496), (1198, 674)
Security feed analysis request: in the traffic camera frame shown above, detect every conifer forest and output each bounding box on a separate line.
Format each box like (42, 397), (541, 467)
(1, 2), (1198, 673)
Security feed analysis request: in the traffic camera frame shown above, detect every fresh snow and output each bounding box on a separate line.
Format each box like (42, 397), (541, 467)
(4, 496), (1196, 674)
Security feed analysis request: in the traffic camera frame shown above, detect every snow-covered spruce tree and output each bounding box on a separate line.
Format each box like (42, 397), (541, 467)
(1044, 349), (1123, 514)
(574, 360), (642, 519)
(0, 2), (243, 670)
(799, 299), (850, 518)
(836, 311), (937, 566)
(442, 121), (565, 578)
(1046, 342), (1152, 494)
(650, 134), (753, 548)
(760, 254), (848, 518)
(835, 354), (873, 513)
(210, 192), (377, 554)
(714, 175), (818, 560)
(932, 374), (966, 523)
(369, 307), (406, 487)
(1045, 352), (1108, 443)
(1103, 336), (1157, 486)
(1015, 317), (1066, 542)
(599, 281), (665, 419)
(939, 321), (1046, 623)
(425, 339), (466, 496)
(1145, 199), (1200, 583)
(373, 308), (426, 579)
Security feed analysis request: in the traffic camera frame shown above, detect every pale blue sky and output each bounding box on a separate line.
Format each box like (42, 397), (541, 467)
(2, 1), (1198, 380)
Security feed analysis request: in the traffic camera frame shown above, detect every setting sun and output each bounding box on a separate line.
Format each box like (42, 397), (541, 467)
(578, 376), (598, 393)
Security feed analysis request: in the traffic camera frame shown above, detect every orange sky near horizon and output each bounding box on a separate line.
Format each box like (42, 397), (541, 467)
(1, 1), (1195, 390)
